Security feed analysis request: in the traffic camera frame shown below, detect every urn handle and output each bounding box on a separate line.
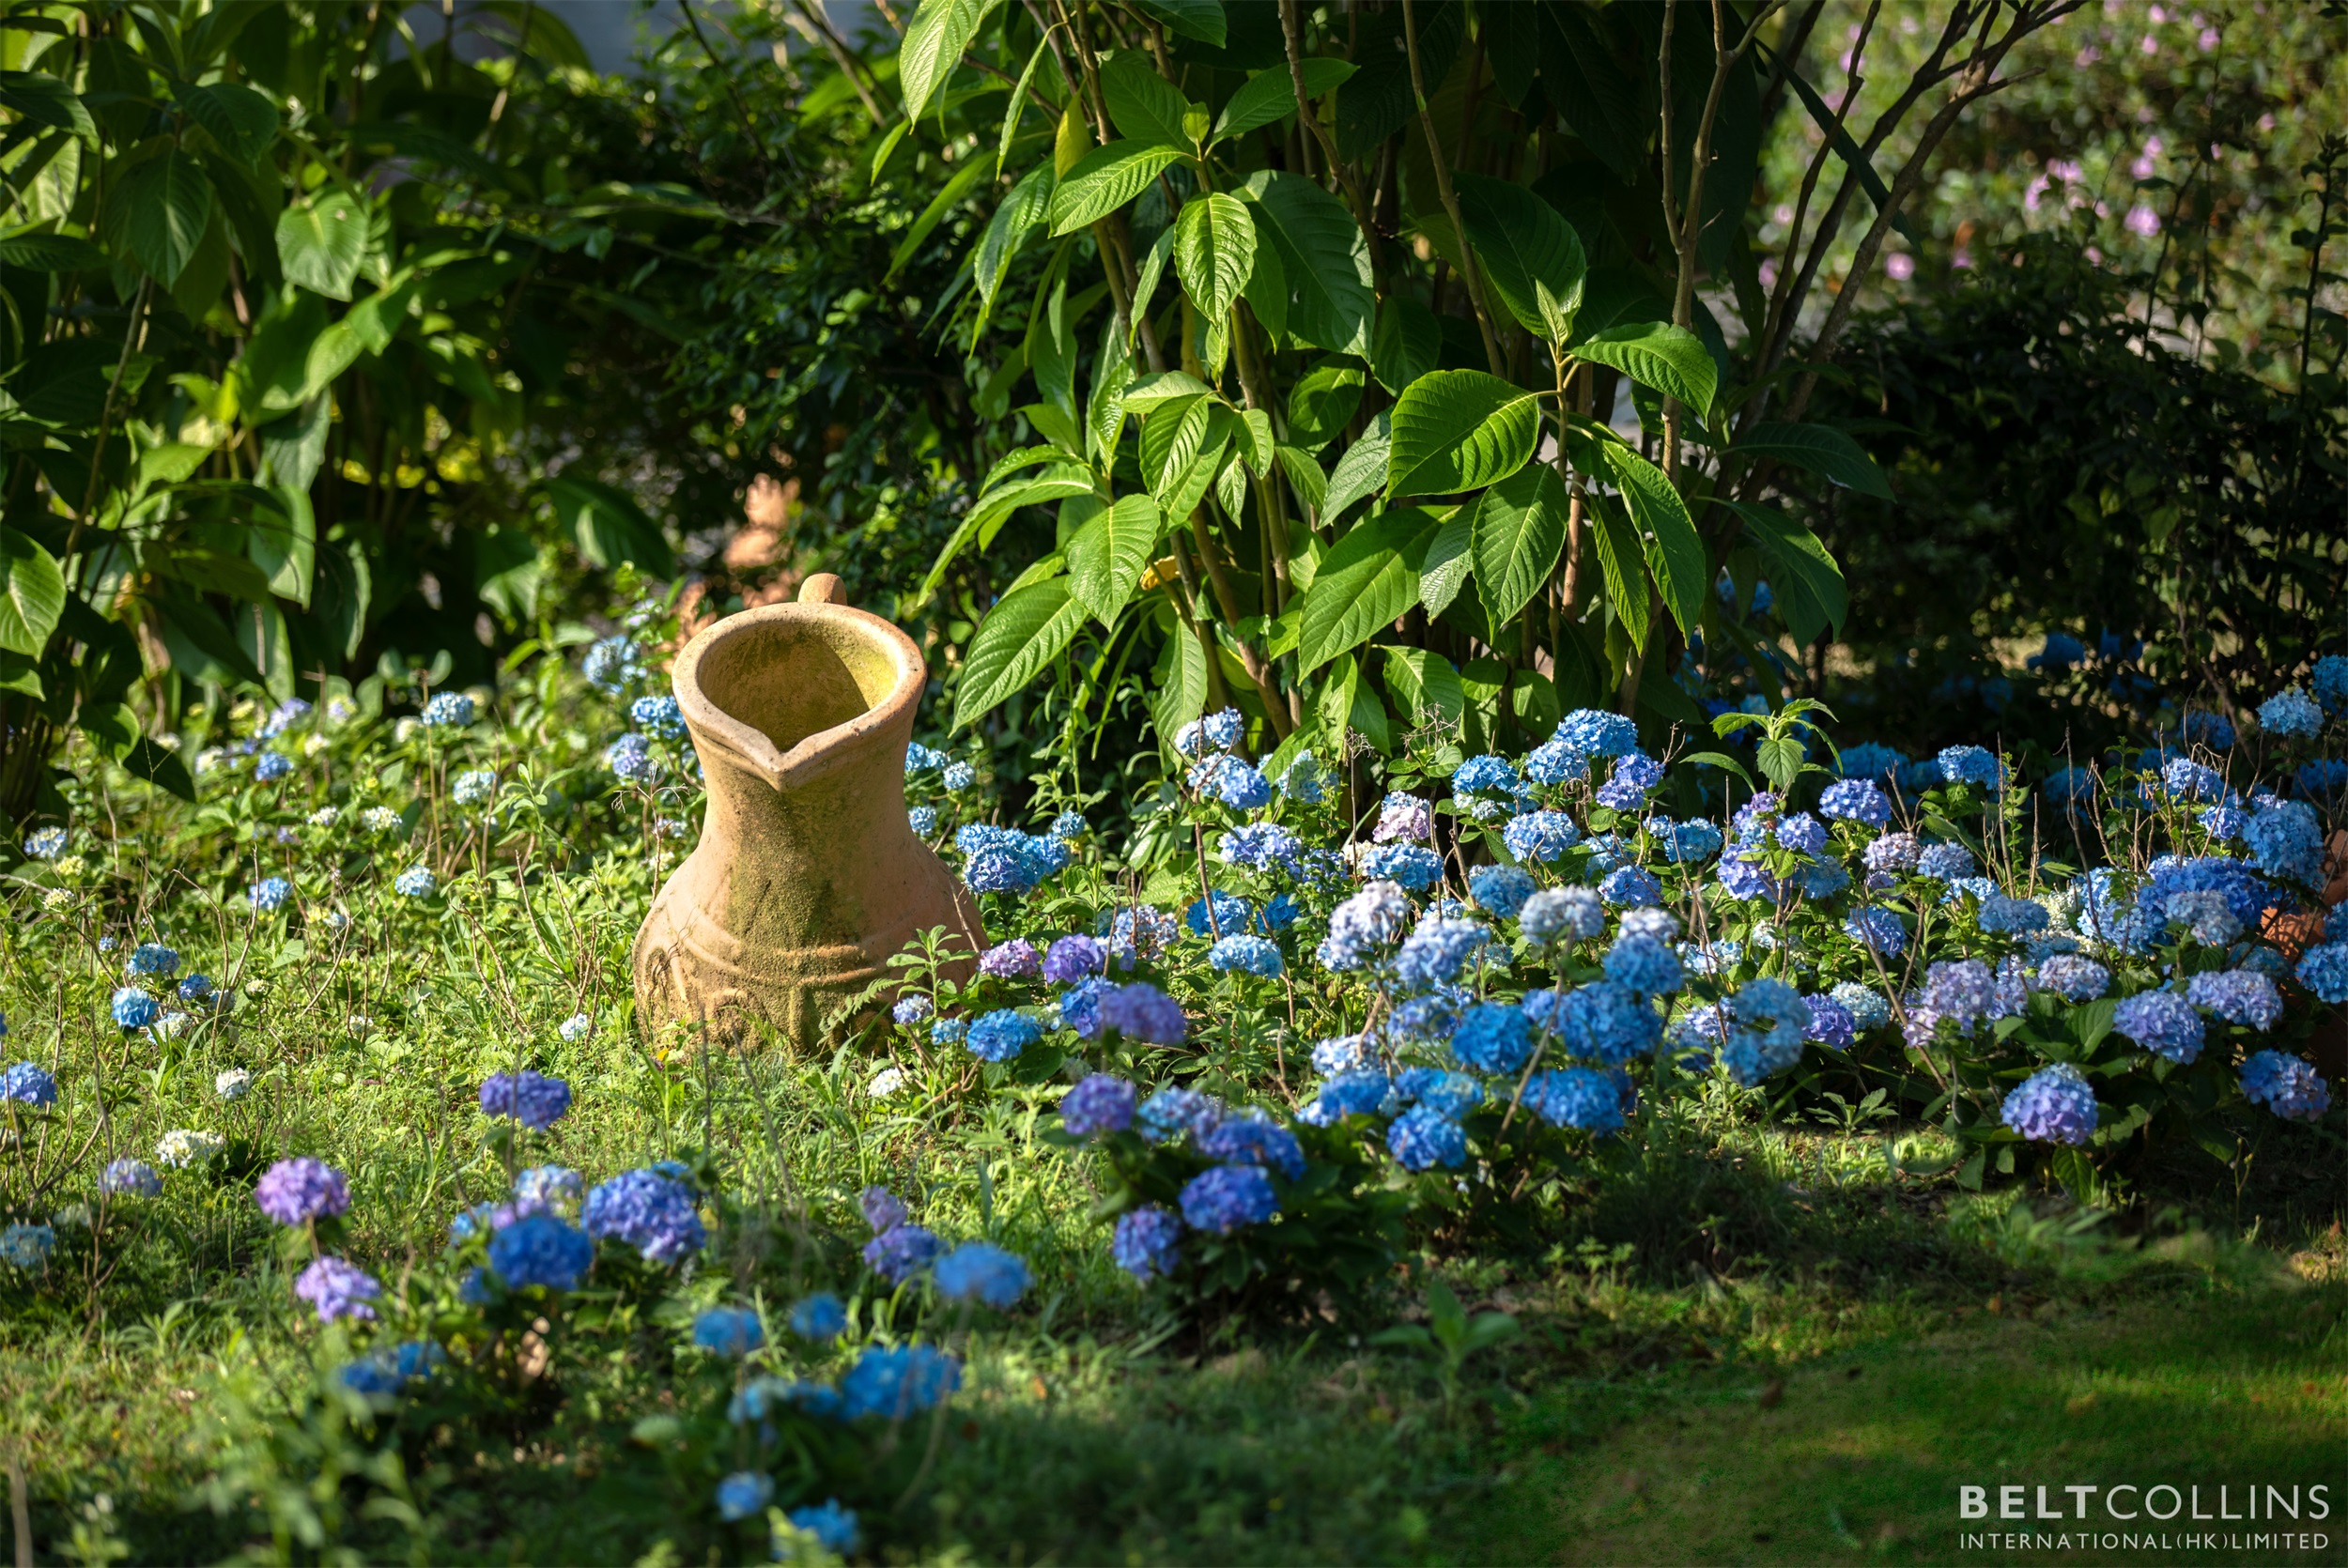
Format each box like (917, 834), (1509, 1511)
(798, 574), (849, 606)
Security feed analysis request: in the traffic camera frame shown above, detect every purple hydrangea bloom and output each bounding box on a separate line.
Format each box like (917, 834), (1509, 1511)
(2113, 990), (2203, 1063)
(2186, 969), (2282, 1030)
(860, 1186), (908, 1234)
(1112, 1206), (1183, 1280)
(2033, 954), (2110, 1002)
(1059, 1074), (1137, 1136)
(294, 1255), (380, 1322)
(1802, 993), (1856, 1049)
(1042, 934), (1107, 983)
(100, 1159), (161, 1197)
(2238, 1050), (2331, 1121)
(1372, 792), (1432, 843)
(891, 993), (935, 1025)
(862, 1222), (943, 1283)
(2000, 1063), (2099, 1145)
(582, 1168), (706, 1266)
(1198, 1113), (1306, 1179)
(1179, 1164), (1278, 1233)
(978, 939), (1042, 979)
(1100, 982), (1186, 1043)
(255, 1157), (350, 1225)
(478, 1070), (572, 1131)
(1596, 753), (1664, 810)
(2, 1061), (58, 1107)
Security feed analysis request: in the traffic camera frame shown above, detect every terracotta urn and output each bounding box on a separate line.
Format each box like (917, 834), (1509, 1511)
(632, 575), (984, 1051)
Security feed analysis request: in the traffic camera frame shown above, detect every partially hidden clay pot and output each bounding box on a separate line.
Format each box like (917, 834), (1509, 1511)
(632, 575), (983, 1051)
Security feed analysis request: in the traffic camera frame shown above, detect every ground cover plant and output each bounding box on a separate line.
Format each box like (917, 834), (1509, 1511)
(2, 3), (2345, 1565)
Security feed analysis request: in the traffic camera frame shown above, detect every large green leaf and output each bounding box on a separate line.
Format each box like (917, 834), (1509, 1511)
(1599, 444), (1705, 637)
(1321, 414), (1391, 525)
(1213, 58), (1355, 143)
(1068, 493), (1163, 625)
(1454, 170), (1586, 344)
(954, 576), (1089, 729)
(0, 528), (65, 656)
(1335, 1), (1460, 160)
(1370, 295), (1440, 395)
(246, 485), (317, 608)
(1471, 464), (1568, 626)
(176, 80), (278, 165)
(1382, 646), (1466, 726)
(1287, 365), (1363, 452)
(973, 163), (1053, 319)
(104, 150), (214, 285)
(1585, 495), (1650, 654)
(1128, 0), (1225, 45)
(1242, 171), (1372, 356)
(1417, 508), (1474, 617)
(1171, 192), (1256, 329)
(1102, 54), (1194, 147)
(1138, 394), (1213, 495)
(123, 737), (194, 802)
(0, 232), (105, 271)
(1735, 421), (1892, 500)
(1049, 141), (1187, 236)
(546, 475), (675, 576)
(275, 183), (368, 300)
(1537, 6), (1642, 180)
(899, 0), (1000, 124)
(1151, 611), (1210, 746)
(0, 70), (94, 140)
(1385, 371), (1540, 498)
(1722, 500), (1849, 646)
(1296, 507), (1440, 674)
(1572, 320), (1717, 422)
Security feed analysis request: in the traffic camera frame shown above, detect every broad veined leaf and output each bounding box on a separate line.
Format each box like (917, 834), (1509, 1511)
(104, 150), (214, 285)
(1599, 444), (1705, 637)
(1238, 408), (1274, 476)
(1287, 364), (1363, 452)
(0, 71), (95, 140)
(1274, 446), (1327, 516)
(1721, 500), (1849, 646)
(1735, 421), (1892, 499)
(1471, 464), (1568, 625)
(1087, 352), (1134, 464)
(0, 528), (65, 656)
(974, 163), (1054, 322)
(1417, 507), (1474, 617)
(248, 485), (317, 608)
(1296, 507), (1441, 674)
(1453, 169), (1586, 344)
(1159, 419), (1231, 521)
(176, 81), (278, 165)
(1213, 445), (1248, 517)
(1335, 0), (1460, 160)
(1321, 412), (1391, 525)
(1049, 142), (1187, 236)
(1171, 192), (1256, 328)
(1102, 54), (1195, 148)
(1151, 608), (1211, 745)
(1122, 370), (1213, 413)
(954, 576), (1089, 729)
(1241, 230), (1286, 339)
(1213, 58), (1356, 143)
(1241, 171), (1372, 356)
(1571, 320), (1717, 421)
(0, 232), (104, 271)
(1370, 295), (1440, 395)
(1385, 371), (1540, 498)
(275, 181), (368, 300)
(1131, 222), (1175, 332)
(1138, 393), (1213, 494)
(547, 475), (675, 576)
(1128, 0), (1226, 46)
(1068, 493), (1163, 624)
(900, 0), (1001, 125)
(1383, 646), (1466, 725)
(1585, 494), (1651, 653)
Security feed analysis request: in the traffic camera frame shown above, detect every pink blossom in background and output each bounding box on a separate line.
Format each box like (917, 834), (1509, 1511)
(1953, 250), (1975, 270)
(2139, 33), (2159, 55)
(2049, 159), (2084, 183)
(1773, 204), (1795, 225)
(2147, 3), (2166, 18)
(2124, 203), (2161, 237)
(1884, 253), (1915, 281)
(2258, 113), (2276, 131)
(2085, 246), (2104, 265)
(2025, 174), (2051, 211)
(2132, 138), (2162, 179)
(2200, 26), (2218, 50)
(1758, 258), (1779, 289)
(2077, 46), (2102, 65)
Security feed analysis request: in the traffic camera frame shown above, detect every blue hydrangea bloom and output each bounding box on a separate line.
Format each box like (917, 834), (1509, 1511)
(23, 825), (66, 860)
(840, 1344), (962, 1420)
(1101, 982), (1187, 1043)
(394, 866), (438, 898)
(3, 1061), (58, 1106)
(127, 943), (180, 977)
(1977, 895), (2051, 935)
(582, 1169), (705, 1266)
(2027, 632), (2085, 672)
(100, 1158), (161, 1197)
(110, 987), (159, 1029)
(2296, 942), (2348, 1005)
(1198, 1114), (1306, 1179)
(1208, 933), (1284, 977)
(1936, 746), (2002, 788)
(479, 1070), (571, 1130)
(1503, 810), (1581, 864)
(1306, 1069), (1392, 1123)
(1221, 822), (1304, 875)
(489, 1213), (594, 1291)
(2001, 1062), (2099, 1145)
(786, 1500), (862, 1554)
(1915, 842), (1977, 881)
(1817, 778), (1892, 825)
(2186, 969), (2282, 1030)
(1112, 1206), (1183, 1280)
(1603, 933), (1683, 996)
(716, 1470), (773, 1521)
(907, 806), (938, 836)
(1524, 739), (1589, 786)
(1394, 918), (1488, 991)
(1829, 982), (1892, 1032)
(2238, 1050), (2331, 1121)
(2183, 709), (2236, 748)
(1555, 710), (1637, 759)
(2311, 655), (2348, 715)
(1837, 743), (1909, 783)
(934, 1240), (1031, 1308)
(420, 691), (475, 728)
(2257, 686), (2323, 738)
(1468, 865), (1536, 918)
(1183, 889), (1256, 936)
(892, 992), (934, 1025)
(1654, 819), (1724, 864)
(1523, 1068), (1624, 1132)
(787, 1293), (848, 1341)
(1599, 866), (1662, 907)
(1557, 981), (1661, 1065)
(1188, 754), (1273, 810)
(1360, 842), (1443, 891)
(942, 761), (976, 792)
(631, 694), (686, 739)
(2112, 990), (2203, 1063)
(1520, 886), (1604, 943)
(1449, 1002), (1534, 1074)
(1060, 1074), (1136, 1135)
(1179, 1164), (1278, 1233)
(1715, 977), (1810, 1086)
(249, 877), (293, 911)
(693, 1306), (765, 1356)
(1596, 753), (1664, 810)
(1386, 1105), (1469, 1171)
(966, 1009), (1042, 1062)
(1136, 1087), (1225, 1145)
(2243, 800), (2325, 887)
(2032, 954), (2110, 1002)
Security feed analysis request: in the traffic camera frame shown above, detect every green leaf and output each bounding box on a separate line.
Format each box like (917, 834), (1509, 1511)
(0, 528), (66, 656)
(1127, 0), (1226, 46)
(1385, 371), (1540, 499)
(248, 486), (317, 608)
(1274, 446), (1326, 516)
(1171, 192), (1256, 329)
(1287, 365), (1363, 453)
(973, 162), (1054, 321)
(176, 81), (278, 165)
(1586, 495), (1650, 654)
(1242, 171), (1373, 356)
(954, 577), (1088, 728)
(1572, 320), (1717, 422)
(104, 151), (214, 285)
(1049, 141), (1186, 237)
(0, 232), (104, 271)
(1296, 507), (1440, 674)
(1138, 394), (1214, 496)
(887, 153), (994, 282)
(1417, 508), (1474, 616)
(1213, 58), (1356, 143)
(1598, 444), (1705, 637)
(275, 183), (368, 300)
(1471, 465), (1568, 625)
(1321, 415), (1390, 525)
(899, 0), (1001, 125)
(123, 737), (195, 802)
(1680, 749), (1755, 788)
(1370, 295), (1440, 396)
(1102, 54), (1194, 148)
(1383, 646), (1465, 725)
(1454, 170), (1586, 344)
(1241, 229), (1286, 340)
(1123, 370), (1213, 413)
(1537, 6), (1642, 179)
(1335, 1), (1460, 160)
(1720, 500), (1848, 646)
(1735, 421), (1892, 499)
(1130, 214), (1176, 331)
(1067, 493), (1162, 625)
(0, 71), (94, 140)
(546, 475), (674, 576)
(1151, 615), (1210, 746)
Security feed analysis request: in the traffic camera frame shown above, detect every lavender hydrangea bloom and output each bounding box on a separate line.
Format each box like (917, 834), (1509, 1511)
(1179, 1164), (1278, 1233)
(2238, 1050), (2331, 1121)
(1467, 865), (1536, 918)
(582, 1169), (706, 1266)
(1520, 886), (1604, 943)
(1802, 994), (1856, 1049)
(2186, 969), (2282, 1030)
(1503, 809), (1581, 864)
(294, 1255), (381, 1322)
(1198, 1114), (1306, 1179)
(1101, 982), (1187, 1043)
(1112, 1206), (1183, 1280)
(1523, 1068), (1625, 1132)
(100, 1159), (161, 1197)
(3, 1061), (58, 1106)
(1060, 1074), (1137, 1135)
(1385, 1105), (1468, 1171)
(1864, 833), (1923, 874)
(2112, 990), (2203, 1064)
(979, 939), (1042, 979)
(2001, 1062), (2099, 1145)
(934, 1241), (1031, 1308)
(891, 993), (934, 1025)
(2033, 954), (2111, 1003)
(255, 1158), (351, 1225)
(478, 1070), (572, 1131)
(862, 1222), (943, 1283)
(1042, 934), (1107, 983)
(2296, 943), (2348, 1005)
(1596, 753), (1664, 810)
(861, 1186), (908, 1233)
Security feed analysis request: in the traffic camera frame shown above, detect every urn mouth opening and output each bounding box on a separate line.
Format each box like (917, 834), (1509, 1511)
(672, 605), (925, 789)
